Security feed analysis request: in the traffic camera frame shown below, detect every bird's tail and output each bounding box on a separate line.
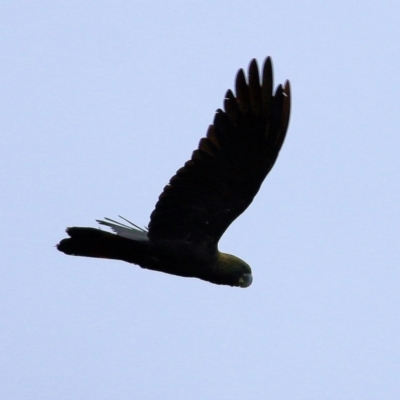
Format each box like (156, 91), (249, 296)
(57, 227), (148, 264)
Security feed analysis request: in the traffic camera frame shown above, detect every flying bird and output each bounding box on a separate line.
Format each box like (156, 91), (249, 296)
(57, 57), (291, 288)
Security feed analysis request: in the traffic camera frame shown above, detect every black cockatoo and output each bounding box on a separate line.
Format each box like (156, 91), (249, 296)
(57, 57), (291, 288)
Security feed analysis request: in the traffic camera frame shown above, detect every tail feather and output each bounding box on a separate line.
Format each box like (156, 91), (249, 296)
(96, 216), (148, 241)
(57, 227), (148, 264)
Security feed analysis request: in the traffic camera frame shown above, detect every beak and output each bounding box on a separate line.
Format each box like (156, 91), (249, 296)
(239, 273), (253, 288)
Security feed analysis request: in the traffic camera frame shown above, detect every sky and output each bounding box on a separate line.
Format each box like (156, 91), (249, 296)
(1, 2), (399, 399)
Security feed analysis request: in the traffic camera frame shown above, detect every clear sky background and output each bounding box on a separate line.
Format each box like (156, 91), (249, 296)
(1, 2), (399, 399)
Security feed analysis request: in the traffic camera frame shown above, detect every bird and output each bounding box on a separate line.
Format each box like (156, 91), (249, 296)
(57, 57), (291, 288)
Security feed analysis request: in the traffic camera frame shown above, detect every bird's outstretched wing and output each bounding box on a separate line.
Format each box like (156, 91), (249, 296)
(148, 57), (291, 246)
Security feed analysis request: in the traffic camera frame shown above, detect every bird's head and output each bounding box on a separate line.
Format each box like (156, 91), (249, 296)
(215, 252), (253, 288)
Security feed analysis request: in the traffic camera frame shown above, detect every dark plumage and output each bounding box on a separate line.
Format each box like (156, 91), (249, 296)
(57, 57), (291, 288)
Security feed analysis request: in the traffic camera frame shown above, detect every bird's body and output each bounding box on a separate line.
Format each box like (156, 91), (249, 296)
(57, 57), (291, 288)
(60, 225), (252, 287)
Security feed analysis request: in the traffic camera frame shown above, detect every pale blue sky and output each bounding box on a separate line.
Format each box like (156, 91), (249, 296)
(1, 2), (399, 399)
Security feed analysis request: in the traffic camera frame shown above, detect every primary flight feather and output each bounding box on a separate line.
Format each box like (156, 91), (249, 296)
(57, 57), (291, 288)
